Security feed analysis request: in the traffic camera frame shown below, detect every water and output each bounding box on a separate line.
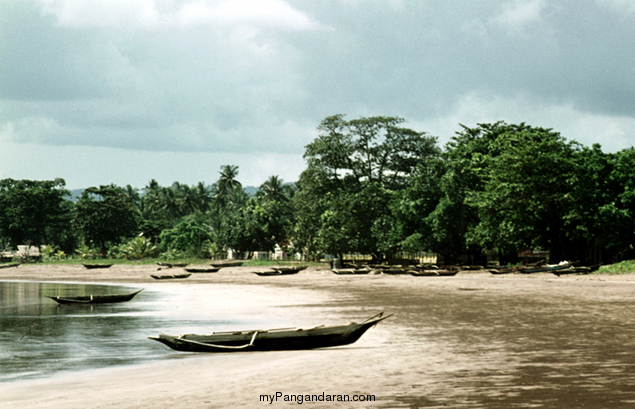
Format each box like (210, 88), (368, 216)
(0, 281), (327, 382)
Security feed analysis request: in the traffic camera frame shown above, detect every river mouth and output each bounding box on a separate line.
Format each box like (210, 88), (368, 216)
(0, 280), (330, 382)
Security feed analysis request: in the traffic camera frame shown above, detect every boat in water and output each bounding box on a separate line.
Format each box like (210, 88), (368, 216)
(46, 289), (143, 304)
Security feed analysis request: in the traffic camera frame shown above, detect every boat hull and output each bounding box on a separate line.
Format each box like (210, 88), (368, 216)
(47, 289), (143, 304)
(150, 313), (390, 353)
(151, 274), (191, 280)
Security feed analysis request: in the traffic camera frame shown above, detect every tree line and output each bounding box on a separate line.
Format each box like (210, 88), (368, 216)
(2, 115), (634, 264)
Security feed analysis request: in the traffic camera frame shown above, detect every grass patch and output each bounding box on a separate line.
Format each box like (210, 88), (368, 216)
(594, 260), (635, 274)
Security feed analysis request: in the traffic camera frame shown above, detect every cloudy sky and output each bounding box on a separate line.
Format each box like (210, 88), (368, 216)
(1, 0), (634, 190)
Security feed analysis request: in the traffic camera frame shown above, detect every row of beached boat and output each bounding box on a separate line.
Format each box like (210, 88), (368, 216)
(41, 270), (390, 353)
(333, 260), (602, 277)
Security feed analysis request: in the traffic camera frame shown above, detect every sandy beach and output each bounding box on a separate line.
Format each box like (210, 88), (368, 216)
(2, 264), (635, 408)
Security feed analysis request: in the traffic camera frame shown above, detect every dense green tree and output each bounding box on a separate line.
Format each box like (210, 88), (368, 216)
(73, 185), (138, 255)
(388, 156), (446, 256)
(440, 122), (579, 263)
(159, 218), (213, 257)
(298, 115), (440, 261)
(0, 178), (71, 249)
(257, 176), (295, 253)
(213, 165), (242, 211)
(566, 146), (635, 262)
(226, 198), (275, 257)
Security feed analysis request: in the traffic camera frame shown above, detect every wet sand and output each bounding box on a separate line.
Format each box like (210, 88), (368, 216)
(2, 264), (635, 408)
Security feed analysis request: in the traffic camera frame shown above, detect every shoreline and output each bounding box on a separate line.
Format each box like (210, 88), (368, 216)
(2, 265), (635, 408)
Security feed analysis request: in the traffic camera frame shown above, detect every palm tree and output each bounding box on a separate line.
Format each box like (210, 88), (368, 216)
(214, 165), (242, 211)
(194, 181), (212, 213)
(258, 175), (288, 203)
(177, 184), (199, 216)
(143, 179), (162, 214)
(160, 186), (181, 223)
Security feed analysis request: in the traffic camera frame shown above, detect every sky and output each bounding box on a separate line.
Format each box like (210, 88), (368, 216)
(1, 0), (635, 190)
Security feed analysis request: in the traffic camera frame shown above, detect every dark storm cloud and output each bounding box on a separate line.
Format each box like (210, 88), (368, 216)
(1, 0), (635, 189)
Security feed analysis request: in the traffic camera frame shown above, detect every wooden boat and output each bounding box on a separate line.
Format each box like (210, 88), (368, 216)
(156, 262), (189, 268)
(409, 270), (440, 276)
(519, 262), (571, 274)
(552, 264), (600, 276)
(46, 289), (143, 304)
(410, 269), (458, 277)
(151, 274), (191, 280)
(210, 261), (244, 268)
(0, 262), (20, 269)
(377, 267), (408, 275)
(184, 267), (220, 273)
(332, 268), (371, 275)
(253, 271), (279, 276)
(82, 263), (113, 269)
(272, 266), (307, 274)
(253, 270), (292, 276)
(488, 267), (515, 275)
(254, 266), (308, 276)
(149, 312), (391, 353)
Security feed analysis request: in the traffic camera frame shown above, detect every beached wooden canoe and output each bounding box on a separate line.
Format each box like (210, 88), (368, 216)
(156, 262), (189, 268)
(488, 267), (515, 275)
(82, 263), (113, 269)
(519, 262), (571, 274)
(332, 268), (371, 275)
(254, 266), (308, 276)
(253, 270), (287, 276)
(552, 264), (600, 276)
(410, 269), (459, 277)
(184, 267), (220, 273)
(210, 261), (244, 268)
(149, 312), (391, 353)
(46, 289), (143, 304)
(375, 267), (408, 275)
(151, 274), (192, 280)
(0, 262), (20, 269)
(272, 265), (308, 274)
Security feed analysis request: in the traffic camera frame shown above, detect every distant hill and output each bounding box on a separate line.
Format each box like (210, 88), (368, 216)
(243, 186), (258, 196)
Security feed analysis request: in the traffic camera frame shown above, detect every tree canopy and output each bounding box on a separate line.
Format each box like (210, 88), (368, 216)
(2, 115), (634, 265)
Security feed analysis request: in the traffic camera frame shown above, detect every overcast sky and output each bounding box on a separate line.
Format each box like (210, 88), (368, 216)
(1, 0), (634, 190)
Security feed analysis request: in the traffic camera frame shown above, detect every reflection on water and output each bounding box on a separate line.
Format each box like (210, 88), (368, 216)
(0, 281), (327, 382)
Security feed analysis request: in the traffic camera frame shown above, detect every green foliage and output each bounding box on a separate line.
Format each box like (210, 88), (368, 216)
(6, 116), (635, 267)
(119, 236), (159, 260)
(41, 244), (55, 260)
(0, 178), (70, 248)
(465, 124), (579, 262)
(42, 245), (67, 261)
(159, 219), (214, 257)
(73, 186), (138, 255)
(298, 114), (440, 261)
(596, 260), (635, 274)
(75, 244), (100, 260)
(159, 248), (186, 261)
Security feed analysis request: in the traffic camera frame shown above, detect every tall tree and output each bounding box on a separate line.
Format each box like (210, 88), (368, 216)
(214, 165), (242, 211)
(0, 178), (71, 249)
(298, 115), (440, 261)
(73, 185), (137, 255)
(449, 122), (579, 263)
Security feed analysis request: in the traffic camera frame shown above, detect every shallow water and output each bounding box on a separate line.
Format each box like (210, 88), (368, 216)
(0, 280), (328, 382)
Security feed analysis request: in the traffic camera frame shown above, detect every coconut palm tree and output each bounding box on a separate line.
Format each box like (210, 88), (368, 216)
(214, 165), (242, 211)
(258, 175), (288, 203)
